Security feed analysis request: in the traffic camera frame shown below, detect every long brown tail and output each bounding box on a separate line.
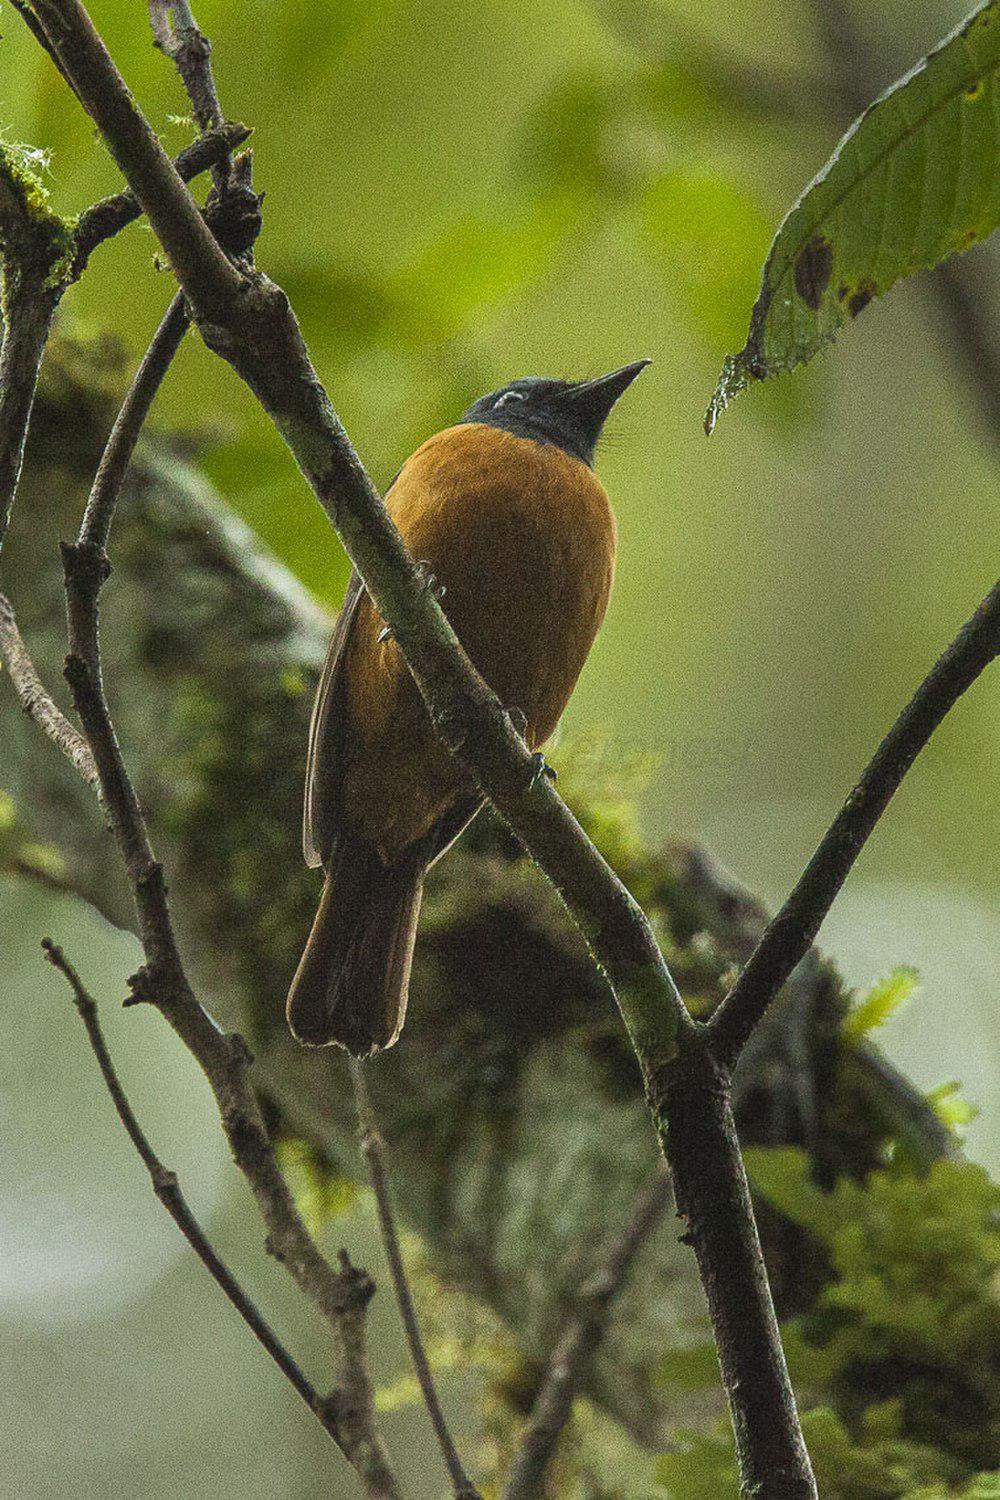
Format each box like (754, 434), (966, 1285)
(286, 831), (423, 1056)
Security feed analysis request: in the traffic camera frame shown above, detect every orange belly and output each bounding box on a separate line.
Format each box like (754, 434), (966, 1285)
(340, 423), (617, 861)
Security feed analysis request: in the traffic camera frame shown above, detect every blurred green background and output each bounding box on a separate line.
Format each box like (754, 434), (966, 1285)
(1, 0), (998, 1493)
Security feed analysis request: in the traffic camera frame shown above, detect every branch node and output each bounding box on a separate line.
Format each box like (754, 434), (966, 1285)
(203, 173), (263, 258)
(225, 1031), (255, 1070)
(125, 963), (162, 1007)
(151, 1163), (179, 1194)
(337, 1249), (377, 1311)
(60, 537), (111, 593)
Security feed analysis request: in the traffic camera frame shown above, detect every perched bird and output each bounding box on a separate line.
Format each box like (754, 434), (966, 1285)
(286, 361), (649, 1056)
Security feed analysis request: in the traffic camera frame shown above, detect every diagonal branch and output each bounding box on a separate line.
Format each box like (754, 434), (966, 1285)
(710, 578), (1000, 1066)
(352, 1060), (481, 1500)
(502, 1166), (672, 1500)
(42, 938), (341, 1440)
(79, 290), (190, 556)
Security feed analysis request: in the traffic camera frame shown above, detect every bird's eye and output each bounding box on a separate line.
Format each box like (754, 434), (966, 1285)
(494, 390), (526, 408)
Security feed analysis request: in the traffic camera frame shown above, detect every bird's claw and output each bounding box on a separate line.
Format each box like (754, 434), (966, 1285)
(416, 561), (446, 602)
(527, 751), (557, 789)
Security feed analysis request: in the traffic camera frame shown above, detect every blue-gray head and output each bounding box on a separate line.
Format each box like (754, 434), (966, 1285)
(460, 361), (650, 466)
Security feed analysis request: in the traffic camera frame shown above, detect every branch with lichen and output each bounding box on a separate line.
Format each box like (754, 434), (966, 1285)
(0, 142), (74, 551)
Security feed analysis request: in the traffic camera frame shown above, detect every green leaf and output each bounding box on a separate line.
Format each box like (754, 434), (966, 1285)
(926, 1079), (980, 1133)
(843, 967), (920, 1042)
(706, 1), (1000, 432)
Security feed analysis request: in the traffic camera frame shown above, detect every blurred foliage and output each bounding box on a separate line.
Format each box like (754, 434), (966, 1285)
(709, 1), (1000, 428)
(658, 1149), (1000, 1496)
(843, 968), (921, 1043)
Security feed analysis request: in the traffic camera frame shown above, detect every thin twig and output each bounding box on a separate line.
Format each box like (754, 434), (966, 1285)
(55, 555), (401, 1497)
(0, 593), (100, 789)
(42, 938), (338, 1435)
(710, 578), (1000, 1066)
(0, 147), (70, 553)
(502, 1166), (672, 1500)
(0, 278), (56, 554)
(80, 291), (190, 556)
(352, 1059), (481, 1500)
(150, 0), (226, 134)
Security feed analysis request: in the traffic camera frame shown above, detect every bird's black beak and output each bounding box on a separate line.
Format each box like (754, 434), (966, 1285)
(558, 361), (650, 426)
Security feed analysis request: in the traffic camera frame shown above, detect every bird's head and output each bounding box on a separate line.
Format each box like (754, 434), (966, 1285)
(460, 361), (650, 466)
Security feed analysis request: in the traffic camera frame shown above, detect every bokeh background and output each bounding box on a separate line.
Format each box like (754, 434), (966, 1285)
(1, 0), (997, 1493)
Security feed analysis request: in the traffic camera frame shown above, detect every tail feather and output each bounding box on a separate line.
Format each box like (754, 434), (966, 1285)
(287, 832), (423, 1056)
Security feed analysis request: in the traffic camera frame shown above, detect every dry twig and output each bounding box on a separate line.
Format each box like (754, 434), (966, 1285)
(42, 938), (335, 1433)
(352, 1059), (481, 1500)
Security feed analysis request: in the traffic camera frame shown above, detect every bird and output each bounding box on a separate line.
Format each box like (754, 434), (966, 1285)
(286, 360), (649, 1057)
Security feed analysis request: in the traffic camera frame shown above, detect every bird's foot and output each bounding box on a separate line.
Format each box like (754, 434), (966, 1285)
(416, 561), (447, 602)
(527, 751), (557, 789)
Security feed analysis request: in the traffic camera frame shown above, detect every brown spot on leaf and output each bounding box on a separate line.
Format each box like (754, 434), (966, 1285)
(965, 79), (984, 101)
(847, 280), (875, 318)
(794, 235), (833, 310)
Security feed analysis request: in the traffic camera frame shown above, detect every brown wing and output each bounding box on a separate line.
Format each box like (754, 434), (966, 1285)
(302, 569), (365, 868)
(304, 565), (483, 870)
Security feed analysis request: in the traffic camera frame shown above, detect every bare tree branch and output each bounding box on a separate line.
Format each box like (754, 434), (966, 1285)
(502, 1167), (672, 1500)
(352, 1059), (481, 1500)
(10, 0), (80, 96)
(53, 559), (401, 1496)
(710, 578), (1000, 1066)
(0, 593), (100, 789)
(79, 292), (189, 556)
(42, 937), (342, 1440)
(149, 0), (226, 135)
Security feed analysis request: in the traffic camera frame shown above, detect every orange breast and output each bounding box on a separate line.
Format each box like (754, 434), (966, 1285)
(341, 423), (617, 861)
